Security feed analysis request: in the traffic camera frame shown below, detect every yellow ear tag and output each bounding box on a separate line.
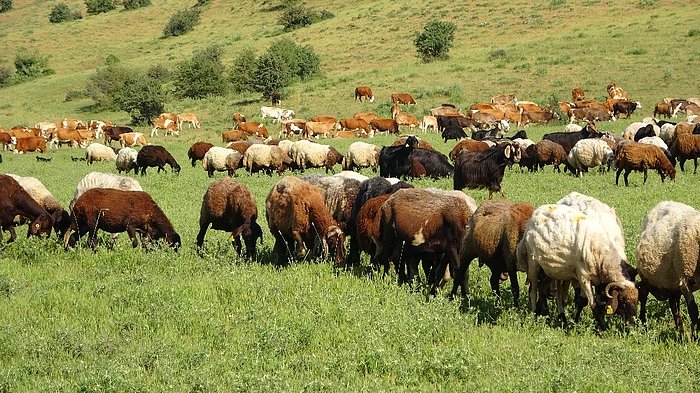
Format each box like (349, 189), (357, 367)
(606, 305), (614, 315)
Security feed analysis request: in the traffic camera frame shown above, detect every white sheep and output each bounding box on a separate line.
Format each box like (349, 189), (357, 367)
(658, 123), (676, 145)
(242, 144), (290, 175)
(565, 123), (583, 133)
(334, 171), (369, 182)
(637, 136), (668, 151)
(85, 142), (117, 165)
(277, 139), (294, 157)
(566, 139), (614, 176)
(115, 147), (139, 174)
(517, 203), (637, 323)
(293, 141), (343, 173)
(343, 141), (381, 172)
(636, 201), (700, 337)
(203, 146), (242, 177)
(621, 121), (660, 140)
(70, 172), (143, 210)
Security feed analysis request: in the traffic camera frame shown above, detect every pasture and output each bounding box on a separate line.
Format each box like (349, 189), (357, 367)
(1, 0), (700, 389)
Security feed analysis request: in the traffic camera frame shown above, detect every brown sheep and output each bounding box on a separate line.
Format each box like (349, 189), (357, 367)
(670, 130), (700, 173)
(356, 194), (391, 274)
(7, 174), (70, 240)
(266, 177), (345, 266)
(300, 175), (362, 235)
(65, 188), (181, 250)
(448, 139), (490, 161)
(450, 200), (535, 307)
(523, 140), (568, 172)
(196, 179), (263, 258)
(615, 142), (676, 186)
(0, 175), (53, 243)
(136, 145), (181, 175)
(187, 141), (214, 167)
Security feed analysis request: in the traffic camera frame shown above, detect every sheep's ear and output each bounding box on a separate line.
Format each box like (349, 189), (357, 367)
(504, 145), (512, 158)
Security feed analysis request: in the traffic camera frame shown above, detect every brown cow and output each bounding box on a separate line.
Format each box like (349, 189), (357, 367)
(103, 126), (134, 145)
(654, 102), (672, 118)
(231, 112), (246, 126)
(569, 107), (614, 123)
(237, 122), (269, 138)
(394, 113), (420, 131)
(519, 109), (560, 127)
(354, 86), (374, 102)
(516, 101), (542, 113)
(304, 121), (339, 139)
(50, 128), (84, 148)
(310, 116), (337, 123)
(339, 118), (371, 135)
(370, 118), (400, 134)
(390, 93), (416, 105)
(222, 130), (248, 143)
(571, 88), (585, 101)
(14, 136), (46, 154)
(491, 94), (517, 105)
(177, 112), (201, 130)
(279, 119), (307, 138)
(0, 132), (12, 150)
(353, 112), (377, 124)
(77, 130), (96, 144)
(151, 117), (178, 137)
(62, 119), (86, 130)
(430, 106), (461, 116)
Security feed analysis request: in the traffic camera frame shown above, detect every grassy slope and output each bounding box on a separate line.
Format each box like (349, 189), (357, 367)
(1, 0), (700, 390)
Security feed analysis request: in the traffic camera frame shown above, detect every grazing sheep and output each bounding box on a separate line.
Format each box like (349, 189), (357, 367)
(344, 141), (381, 172)
(517, 203), (638, 326)
(636, 201), (700, 337)
(567, 138), (614, 176)
(203, 146), (243, 177)
(66, 188), (180, 250)
(188, 141), (214, 167)
(622, 122), (658, 141)
(449, 139), (490, 161)
(85, 142), (117, 165)
(522, 140), (568, 172)
(615, 142), (676, 186)
(300, 174), (362, 236)
(543, 123), (601, 153)
(0, 175), (53, 242)
(293, 142), (343, 173)
(276, 139), (294, 157)
(334, 171), (369, 182)
(658, 123), (677, 144)
(196, 178), (263, 258)
(565, 123), (583, 133)
(450, 200), (535, 307)
(243, 144), (291, 175)
(136, 145), (181, 175)
(6, 174), (68, 239)
(69, 172), (143, 210)
(669, 131), (700, 173)
(355, 194), (391, 273)
(115, 147), (139, 174)
(266, 177), (345, 265)
(408, 148), (454, 179)
(637, 136), (668, 150)
(454, 141), (521, 199)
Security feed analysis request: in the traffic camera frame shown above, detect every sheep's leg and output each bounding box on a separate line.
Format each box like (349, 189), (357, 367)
(684, 292), (699, 339)
(638, 285), (650, 325)
(291, 231), (307, 260)
(509, 268), (520, 308)
(623, 170), (631, 186)
(555, 280), (570, 324)
(489, 270), (502, 306)
(694, 158), (698, 175)
(615, 168), (623, 185)
(449, 259), (471, 299)
(668, 295), (685, 336)
(680, 159), (686, 172)
(6, 225), (16, 243)
(527, 262), (540, 313)
(232, 235), (243, 256)
(272, 233), (289, 266)
(642, 169), (648, 184)
(126, 226), (139, 248)
(195, 224), (209, 248)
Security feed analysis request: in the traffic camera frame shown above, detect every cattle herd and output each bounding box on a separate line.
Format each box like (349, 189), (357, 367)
(2, 83), (700, 337)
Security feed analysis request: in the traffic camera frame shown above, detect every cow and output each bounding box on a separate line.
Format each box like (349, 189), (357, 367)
(0, 132), (12, 150)
(237, 122), (269, 138)
(430, 105), (461, 116)
(516, 101), (542, 114)
(61, 119), (86, 130)
(420, 115), (438, 133)
(260, 106), (295, 123)
(390, 93), (416, 105)
(571, 88), (585, 102)
(14, 136), (46, 154)
(270, 92), (281, 106)
(35, 121), (58, 135)
(354, 86), (374, 102)
(279, 119), (306, 138)
(391, 103), (401, 119)
(177, 112), (201, 130)
(310, 116), (337, 124)
(491, 94), (517, 105)
(231, 112), (246, 126)
(569, 107), (615, 123)
(613, 101), (642, 119)
(394, 113), (420, 131)
(670, 99), (692, 117)
(304, 121), (339, 139)
(654, 102), (673, 118)
(607, 83), (628, 100)
(436, 115), (479, 132)
(519, 109), (560, 127)
(370, 118), (400, 135)
(469, 110), (500, 128)
(87, 120), (111, 138)
(119, 132), (148, 148)
(339, 118), (371, 136)
(103, 126), (134, 146)
(353, 112), (377, 124)
(151, 117), (178, 137)
(50, 128), (84, 148)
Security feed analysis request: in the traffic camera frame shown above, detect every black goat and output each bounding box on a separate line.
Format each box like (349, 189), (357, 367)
(453, 142), (521, 199)
(379, 135), (419, 178)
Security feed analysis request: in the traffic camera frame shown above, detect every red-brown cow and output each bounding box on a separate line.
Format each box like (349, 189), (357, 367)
(14, 136), (46, 153)
(390, 93), (416, 105)
(237, 122), (269, 138)
(339, 118), (371, 135)
(370, 118), (399, 134)
(354, 86), (374, 102)
(571, 88), (585, 101)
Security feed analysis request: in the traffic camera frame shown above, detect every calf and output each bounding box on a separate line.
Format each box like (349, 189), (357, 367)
(613, 101), (642, 119)
(103, 126), (134, 145)
(390, 93), (416, 105)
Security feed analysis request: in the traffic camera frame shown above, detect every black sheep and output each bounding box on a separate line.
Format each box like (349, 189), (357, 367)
(407, 148), (454, 179)
(137, 145), (181, 175)
(542, 123), (601, 153)
(378, 135), (419, 178)
(453, 142), (521, 199)
(633, 124), (656, 142)
(441, 126), (468, 142)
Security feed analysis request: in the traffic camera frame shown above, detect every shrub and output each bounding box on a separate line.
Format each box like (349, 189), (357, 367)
(0, 0), (11, 13)
(254, 52), (290, 99)
(147, 64), (171, 81)
(253, 38), (320, 98)
(174, 45), (227, 99)
(13, 49), (54, 80)
(49, 3), (82, 23)
(414, 20), (456, 62)
(230, 47), (258, 93)
(85, 0), (115, 14)
(0, 66), (12, 86)
(278, 4), (314, 30)
(85, 57), (133, 110)
(122, 0), (150, 11)
(64, 89), (87, 102)
(487, 49), (507, 61)
(113, 74), (166, 125)
(688, 29), (700, 37)
(195, 0), (210, 6)
(163, 8), (200, 37)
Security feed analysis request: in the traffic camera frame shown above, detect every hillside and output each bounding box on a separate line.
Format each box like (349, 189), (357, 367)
(0, 0), (698, 127)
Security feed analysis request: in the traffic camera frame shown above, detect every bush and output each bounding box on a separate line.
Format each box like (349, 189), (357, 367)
(85, 57), (133, 110)
(278, 4), (314, 30)
(0, 66), (12, 86)
(254, 52), (290, 99)
(414, 20), (456, 62)
(0, 0), (11, 13)
(174, 45), (227, 99)
(147, 64), (171, 81)
(113, 74), (166, 125)
(64, 89), (87, 102)
(229, 47), (258, 93)
(85, 0), (115, 14)
(163, 8), (200, 37)
(49, 3), (82, 23)
(253, 38), (320, 98)
(195, 0), (210, 6)
(13, 49), (54, 80)
(122, 0), (150, 11)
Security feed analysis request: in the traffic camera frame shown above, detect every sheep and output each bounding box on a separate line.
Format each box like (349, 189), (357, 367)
(333, 171), (369, 182)
(188, 141), (214, 167)
(522, 140), (568, 172)
(448, 139), (490, 161)
(85, 142), (117, 165)
(669, 131), (700, 173)
(637, 136), (668, 150)
(201, 146), (241, 177)
(196, 178), (263, 258)
(379, 136), (419, 178)
(542, 123), (601, 153)
(517, 203), (638, 326)
(293, 142), (343, 173)
(243, 144), (291, 175)
(567, 138), (614, 176)
(265, 177), (345, 266)
(565, 123), (583, 133)
(615, 142), (676, 186)
(69, 172), (143, 210)
(450, 199), (535, 307)
(300, 174), (362, 236)
(621, 122), (658, 141)
(6, 174), (68, 239)
(136, 145), (181, 175)
(0, 175), (53, 243)
(453, 141), (521, 199)
(115, 147), (139, 174)
(355, 194), (392, 274)
(391, 136), (437, 152)
(343, 141), (381, 172)
(658, 123), (677, 144)
(65, 188), (180, 250)
(636, 201), (700, 337)
(277, 139), (294, 157)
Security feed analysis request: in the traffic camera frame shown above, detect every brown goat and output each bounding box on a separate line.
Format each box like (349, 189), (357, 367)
(449, 139), (490, 161)
(670, 131), (700, 173)
(66, 188), (181, 250)
(187, 141), (214, 167)
(266, 177), (345, 266)
(615, 142), (676, 186)
(196, 179), (263, 258)
(450, 200), (535, 307)
(0, 175), (53, 243)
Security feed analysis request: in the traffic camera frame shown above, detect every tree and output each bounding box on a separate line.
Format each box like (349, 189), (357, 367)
(113, 74), (166, 125)
(414, 20), (456, 62)
(0, 0), (12, 13)
(85, 57), (132, 110)
(122, 0), (151, 11)
(229, 47), (258, 93)
(254, 51), (290, 99)
(173, 45), (227, 99)
(253, 38), (320, 98)
(13, 49), (54, 80)
(85, 0), (115, 14)
(49, 3), (82, 23)
(163, 8), (200, 37)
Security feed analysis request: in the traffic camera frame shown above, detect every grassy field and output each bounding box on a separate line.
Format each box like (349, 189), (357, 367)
(1, 0), (700, 390)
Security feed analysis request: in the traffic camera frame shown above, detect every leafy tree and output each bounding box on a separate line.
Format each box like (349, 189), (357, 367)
(414, 20), (456, 62)
(85, 57), (132, 110)
(13, 49), (54, 80)
(114, 74), (166, 125)
(163, 8), (200, 37)
(173, 45), (227, 99)
(85, 0), (115, 14)
(253, 38), (320, 98)
(278, 3), (314, 30)
(49, 3), (82, 23)
(0, 0), (12, 13)
(122, 0), (151, 11)
(254, 52), (290, 99)
(229, 47), (258, 93)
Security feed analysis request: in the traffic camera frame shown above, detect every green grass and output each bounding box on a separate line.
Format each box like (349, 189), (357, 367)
(1, 0), (700, 389)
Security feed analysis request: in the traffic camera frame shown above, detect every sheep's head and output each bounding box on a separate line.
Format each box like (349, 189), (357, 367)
(28, 213), (53, 238)
(242, 221), (264, 259)
(324, 226), (346, 264)
(605, 281), (638, 324)
(405, 135), (419, 148)
(165, 232), (181, 251)
(504, 142), (521, 163)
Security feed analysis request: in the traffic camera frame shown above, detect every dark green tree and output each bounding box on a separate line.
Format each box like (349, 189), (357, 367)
(114, 74), (166, 125)
(0, 0), (12, 13)
(174, 45), (227, 99)
(13, 49), (54, 80)
(85, 0), (115, 15)
(49, 3), (82, 23)
(229, 47), (258, 93)
(85, 57), (132, 110)
(163, 8), (200, 37)
(414, 20), (456, 62)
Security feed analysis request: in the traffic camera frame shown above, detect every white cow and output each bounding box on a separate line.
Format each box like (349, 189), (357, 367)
(260, 106), (295, 123)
